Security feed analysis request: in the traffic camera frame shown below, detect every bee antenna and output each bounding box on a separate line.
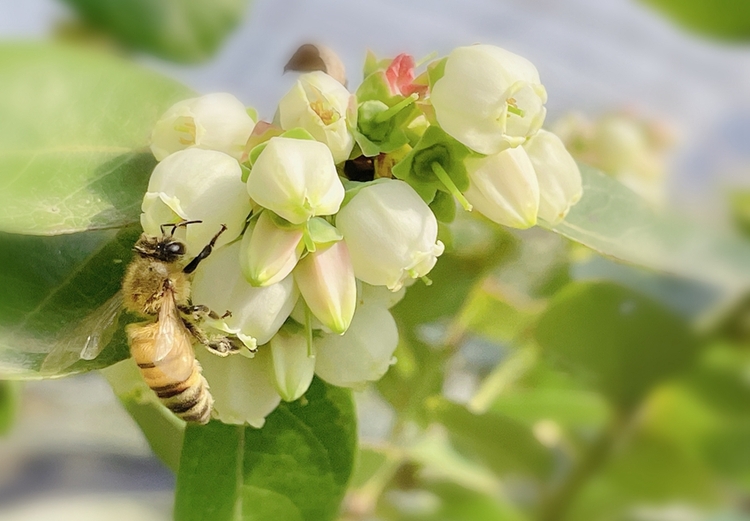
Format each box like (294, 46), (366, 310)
(160, 220), (203, 237)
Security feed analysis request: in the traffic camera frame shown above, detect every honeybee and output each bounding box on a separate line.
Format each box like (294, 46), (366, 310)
(121, 221), (242, 424)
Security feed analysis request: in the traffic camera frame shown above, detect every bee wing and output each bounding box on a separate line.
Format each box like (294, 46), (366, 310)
(152, 289), (195, 380)
(40, 292), (125, 375)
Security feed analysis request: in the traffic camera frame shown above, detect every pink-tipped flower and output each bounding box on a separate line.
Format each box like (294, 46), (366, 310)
(294, 240), (357, 334)
(385, 54), (428, 98)
(241, 211), (304, 287)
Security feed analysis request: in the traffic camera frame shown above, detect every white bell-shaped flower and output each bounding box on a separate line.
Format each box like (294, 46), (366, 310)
(431, 44), (547, 155)
(140, 148), (251, 257)
(191, 242), (298, 351)
(294, 240), (357, 334)
(246, 137), (344, 224)
(336, 180), (444, 291)
(240, 211), (304, 287)
(269, 329), (316, 402)
(150, 92), (256, 161)
(464, 146), (540, 229)
(196, 347), (280, 427)
(314, 302), (398, 390)
(523, 129), (582, 224)
(278, 71), (355, 164)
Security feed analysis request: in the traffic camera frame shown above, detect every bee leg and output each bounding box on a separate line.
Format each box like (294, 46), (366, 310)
(183, 224), (228, 274)
(182, 318), (245, 357)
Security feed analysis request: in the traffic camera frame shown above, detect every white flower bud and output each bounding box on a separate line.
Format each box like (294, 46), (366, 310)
(464, 146), (540, 229)
(314, 303), (398, 390)
(294, 240), (357, 334)
(247, 137), (344, 224)
(196, 347), (280, 427)
(336, 180), (444, 291)
(240, 211), (304, 287)
(431, 45), (547, 155)
(278, 71), (355, 164)
(140, 148), (251, 257)
(523, 129), (582, 224)
(191, 242), (298, 351)
(270, 329), (316, 402)
(150, 93), (256, 161)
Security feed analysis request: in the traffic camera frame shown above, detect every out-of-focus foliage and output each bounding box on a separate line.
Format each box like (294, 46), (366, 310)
(0, 380), (20, 436)
(60, 0), (250, 63)
(641, 0), (750, 40)
(0, 43), (192, 235)
(175, 378), (356, 521)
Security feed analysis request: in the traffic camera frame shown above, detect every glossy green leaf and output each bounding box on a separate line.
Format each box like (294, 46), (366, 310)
(0, 43), (193, 235)
(640, 0), (750, 40)
(547, 167), (750, 303)
(428, 397), (553, 478)
(0, 226), (140, 379)
(102, 359), (185, 473)
(62, 0), (249, 63)
(174, 378), (356, 521)
(535, 282), (700, 408)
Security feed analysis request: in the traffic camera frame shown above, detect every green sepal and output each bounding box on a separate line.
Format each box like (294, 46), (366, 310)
(240, 163), (251, 183)
(391, 126), (471, 204)
(246, 106), (258, 121)
(362, 50), (392, 78)
(430, 190), (457, 223)
(267, 210), (303, 232)
(306, 217), (344, 249)
(427, 56), (448, 88)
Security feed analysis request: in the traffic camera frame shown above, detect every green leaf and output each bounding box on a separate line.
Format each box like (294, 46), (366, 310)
(548, 167), (750, 304)
(0, 226), (139, 379)
(102, 359), (185, 473)
(0, 380), (21, 436)
(640, 0), (750, 40)
(534, 282), (701, 408)
(428, 397), (553, 478)
(0, 43), (193, 235)
(62, 0), (249, 62)
(174, 378), (356, 521)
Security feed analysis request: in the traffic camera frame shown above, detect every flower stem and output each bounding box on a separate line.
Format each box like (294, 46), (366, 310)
(373, 94), (418, 124)
(430, 162), (472, 211)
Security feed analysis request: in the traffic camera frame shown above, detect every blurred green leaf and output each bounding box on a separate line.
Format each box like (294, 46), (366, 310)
(428, 397), (553, 478)
(548, 167), (750, 307)
(489, 388), (610, 430)
(641, 0), (750, 40)
(0, 380), (20, 436)
(102, 359), (185, 473)
(61, 0), (249, 63)
(175, 378), (356, 521)
(0, 227), (138, 379)
(0, 43), (192, 235)
(535, 282), (700, 408)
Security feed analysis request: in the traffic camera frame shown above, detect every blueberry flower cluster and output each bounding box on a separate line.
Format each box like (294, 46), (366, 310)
(142, 44), (582, 426)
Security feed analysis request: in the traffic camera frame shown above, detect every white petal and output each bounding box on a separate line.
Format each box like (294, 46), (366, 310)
(270, 330), (316, 402)
(196, 347), (280, 427)
(192, 242), (298, 348)
(278, 71), (355, 164)
(523, 129), (582, 224)
(315, 303), (398, 389)
(464, 146), (539, 229)
(247, 137), (344, 224)
(140, 148), (251, 257)
(431, 44), (547, 155)
(150, 92), (256, 161)
(336, 180), (443, 290)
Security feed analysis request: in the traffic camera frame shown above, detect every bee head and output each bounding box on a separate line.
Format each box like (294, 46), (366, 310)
(133, 233), (186, 263)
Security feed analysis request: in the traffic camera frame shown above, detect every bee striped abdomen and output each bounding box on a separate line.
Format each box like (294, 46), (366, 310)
(127, 322), (214, 425)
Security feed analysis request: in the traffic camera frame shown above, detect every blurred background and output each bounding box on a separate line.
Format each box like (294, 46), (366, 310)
(2, 0), (750, 520)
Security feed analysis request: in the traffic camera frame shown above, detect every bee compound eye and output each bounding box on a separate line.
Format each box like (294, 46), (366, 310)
(167, 242), (185, 255)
